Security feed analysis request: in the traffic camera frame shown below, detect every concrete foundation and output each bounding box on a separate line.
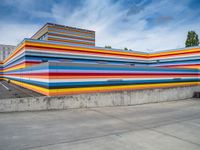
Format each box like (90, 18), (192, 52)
(0, 85), (200, 112)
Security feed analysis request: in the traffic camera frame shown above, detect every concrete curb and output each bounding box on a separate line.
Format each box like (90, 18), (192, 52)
(0, 86), (200, 112)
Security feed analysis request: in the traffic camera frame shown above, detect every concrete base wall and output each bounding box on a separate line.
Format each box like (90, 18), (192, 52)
(0, 86), (200, 112)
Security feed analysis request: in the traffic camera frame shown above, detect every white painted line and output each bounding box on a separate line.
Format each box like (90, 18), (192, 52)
(0, 82), (10, 90)
(8, 83), (36, 97)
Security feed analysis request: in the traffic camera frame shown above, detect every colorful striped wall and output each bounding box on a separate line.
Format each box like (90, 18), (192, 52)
(149, 47), (200, 69)
(3, 62), (199, 96)
(1, 38), (200, 96)
(2, 39), (149, 73)
(3, 39), (200, 71)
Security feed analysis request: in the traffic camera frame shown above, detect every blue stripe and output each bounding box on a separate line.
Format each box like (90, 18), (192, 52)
(3, 77), (198, 89)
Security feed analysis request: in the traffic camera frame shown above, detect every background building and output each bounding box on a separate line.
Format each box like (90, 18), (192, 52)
(0, 44), (15, 61)
(32, 23), (95, 46)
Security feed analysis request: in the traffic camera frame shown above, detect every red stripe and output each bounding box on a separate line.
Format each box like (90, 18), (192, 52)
(5, 72), (197, 76)
(25, 45), (147, 59)
(157, 64), (200, 67)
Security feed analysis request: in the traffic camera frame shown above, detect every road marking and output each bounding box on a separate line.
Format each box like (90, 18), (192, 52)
(0, 82), (10, 90)
(7, 83), (36, 97)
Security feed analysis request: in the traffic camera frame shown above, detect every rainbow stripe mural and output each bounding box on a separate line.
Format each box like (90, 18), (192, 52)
(149, 47), (200, 69)
(1, 23), (200, 96)
(3, 61), (199, 96)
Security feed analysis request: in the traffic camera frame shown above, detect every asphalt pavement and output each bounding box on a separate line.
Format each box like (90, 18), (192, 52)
(0, 80), (42, 99)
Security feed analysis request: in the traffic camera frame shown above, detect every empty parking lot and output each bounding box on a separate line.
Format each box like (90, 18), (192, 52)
(0, 80), (42, 99)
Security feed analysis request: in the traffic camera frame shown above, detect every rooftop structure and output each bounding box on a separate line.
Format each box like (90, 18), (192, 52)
(31, 23), (95, 46)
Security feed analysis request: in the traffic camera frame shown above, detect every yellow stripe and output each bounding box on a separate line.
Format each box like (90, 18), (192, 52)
(48, 82), (198, 96)
(25, 41), (147, 57)
(149, 48), (200, 57)
(2, 78), (199, 96)
(3, 43), (25, 64)
(4, 79), (49, 95)
(3, 63), (26, 72)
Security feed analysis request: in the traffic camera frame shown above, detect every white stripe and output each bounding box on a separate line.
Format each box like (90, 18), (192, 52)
(151, 54), (200, 60)
(0, 82), (9, 90)
(26, 49), (146, 60)
(4, 76), (197, 83)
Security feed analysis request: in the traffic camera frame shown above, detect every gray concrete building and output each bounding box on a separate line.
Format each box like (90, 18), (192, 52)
(0, 44), (15, 61)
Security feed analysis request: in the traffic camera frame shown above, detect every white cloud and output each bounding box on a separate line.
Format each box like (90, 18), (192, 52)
(0, 0), (199, 52)
(0, 23), (39, 45)
(49, 0), (200, 52)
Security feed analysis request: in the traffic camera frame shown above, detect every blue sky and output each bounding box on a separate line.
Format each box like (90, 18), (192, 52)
(0, 0), (200, 52)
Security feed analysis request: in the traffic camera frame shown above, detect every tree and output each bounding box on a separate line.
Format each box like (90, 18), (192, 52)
(124, 47), (128, 50)
(185, 31), (199, 47)
(105, 45), (112, 48)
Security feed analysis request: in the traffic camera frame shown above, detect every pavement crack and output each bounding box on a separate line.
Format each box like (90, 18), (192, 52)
(22, 129), (133, 150)
(89, 108), (134, 125)
(150, 128), (200, 147)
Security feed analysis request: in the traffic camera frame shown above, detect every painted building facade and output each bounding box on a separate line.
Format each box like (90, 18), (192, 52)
(0, 23), (200, 96)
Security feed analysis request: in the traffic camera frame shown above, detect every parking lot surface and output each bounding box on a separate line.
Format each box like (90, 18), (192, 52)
(0, 99), (200, 150)
(0, 80), (42, 99)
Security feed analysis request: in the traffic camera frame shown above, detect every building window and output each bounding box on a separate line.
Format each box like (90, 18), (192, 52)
(38, 33), (47, 40)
